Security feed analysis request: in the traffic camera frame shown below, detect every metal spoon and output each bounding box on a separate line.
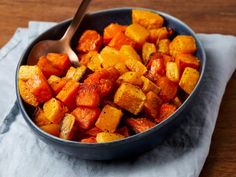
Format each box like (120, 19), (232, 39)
(27, 0), (91, 67)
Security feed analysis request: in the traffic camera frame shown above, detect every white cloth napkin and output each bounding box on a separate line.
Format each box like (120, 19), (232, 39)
(0, 21), (235, 177)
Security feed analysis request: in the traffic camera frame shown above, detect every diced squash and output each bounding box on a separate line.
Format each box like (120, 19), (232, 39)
(96, 132), (125, 143)
(87, 53), (103, 71)
(37, 56), (62, 78)
(48, 75), (67, 94)
(157, 103), (177, 123)
(40, 124), (60, 136)
(79, 51), (98, 66)
(119, 45), (141, 62)
(71, 65), (87, 81)
(81, 137), (97, 143)
(76, 84), (100, 107)
(117, 71), (143, 86)
(95, 105), (123, 133)
(143, 91), (162, 119)
(132, 9), (164, 29)
(149, 27), (171, 43)
(18, 79), (39, 107)
(103, 23), (127, 45)
(172, 96), (182, 108)
(125, 58), (147, 75)
(59, 113), (77, 140)
(108, 32), (136, 50)
(141, 76), (160, 95)
(142, 42), (156, 65)
(125, 23), (149, 46)
(18, 65), (41, 81)
(114, 62), (129, 75)
(72, 106), (101, 130)
(34, 108), (51, 126)
(156, 76), (178, 101)
(46, 53), (71, 72)
(115, 126), (130, 137)
(26, 73), (52, 103)
(158, 39), (170, 54)
(56, 80), (80, 110)
(65, 66), (76, 79)
(43, 98), (67, 124)
(175, 53), (200, 72)
(114, 83), (146, 115)
(126, 118), (156, 133)
(146, 53), (165, 80)
(166, 62), (180, 82)
(77, 30), (102, 53)
(169, 35), (197, 56)
(100, 46), (122, 68)
(179, 67), (200, 94)
(85, 126), (102, 137)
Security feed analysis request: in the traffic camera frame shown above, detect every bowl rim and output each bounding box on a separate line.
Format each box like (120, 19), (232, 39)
(16, 7), (206, 148)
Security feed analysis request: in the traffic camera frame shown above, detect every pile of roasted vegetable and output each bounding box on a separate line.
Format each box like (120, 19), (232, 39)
(18, 9), (200, 143)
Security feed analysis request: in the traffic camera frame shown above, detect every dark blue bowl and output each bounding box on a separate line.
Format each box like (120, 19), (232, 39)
(16, 8), (206, 160)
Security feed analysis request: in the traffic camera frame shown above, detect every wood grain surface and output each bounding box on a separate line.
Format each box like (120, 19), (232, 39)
(0, 0), (235, 176)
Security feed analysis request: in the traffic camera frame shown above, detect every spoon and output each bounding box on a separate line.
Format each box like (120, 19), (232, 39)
(27, 0), (91, 67)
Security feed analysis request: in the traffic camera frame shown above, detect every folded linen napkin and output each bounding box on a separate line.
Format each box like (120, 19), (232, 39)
(0, 21), (235, 177)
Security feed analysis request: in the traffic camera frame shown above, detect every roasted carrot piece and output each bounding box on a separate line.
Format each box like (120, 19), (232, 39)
(126, 118), (156, 133)
(156, 76), (178, 102)
(77, 30), (102, 53)
(108, 32), (136, 50)
(72, 106), (101, 130)
(56, 80), (80, 110)
(46, 53), (71, 72)
(40, 124), (60, 137)
(157, 103), (177, 123)
(84, 126), (102, 137)
(76, 84), (101, 107)
(81, 137), (97, 143)
(47, 75), (68, 94)
(103, 23), (127, 45)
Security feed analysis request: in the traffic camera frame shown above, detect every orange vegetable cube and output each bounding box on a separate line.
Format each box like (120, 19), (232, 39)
(117, 71), (143, 86)
(149, 27), (171, 43)
(34, 108), (51, 126)
(87, 53), (103, 72)
(72, 106), (101, 130)
(108, 32), (136, 50)
(158, 39), (170, 54)
(56, 80), (80, 110)
(147, 53), (165, 80)
(95, 105), (123, 133)
(166, 62), (180, 82)
(59, 114), (77, 140)
(175, 54), (200, 72)
(85, 126), (102, 137)
(179, 67), (200, 94)
(65, 66), (76, 79)
(79, 51), (98, 66)
(125, 58), (147, 75)
(40, 124), (60, 137)
(141, 76), (160, 95)
(126, 118), (156, 133)
(46, 53), (71, 72)
(157, 103), (177, 123)
(100, 46), (122, 68)
(142, 42), (156, 65)
(114, 62), (129, 75)
(96, 132), (125, 143)
(77, 30), (102, 53)
(47, 75), (67, 94)
(18, 65), (41, 81)
(71, 65), (87, 81)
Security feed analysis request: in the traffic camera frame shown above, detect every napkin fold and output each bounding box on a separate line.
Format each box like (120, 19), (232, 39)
(0, 21), (235, 177)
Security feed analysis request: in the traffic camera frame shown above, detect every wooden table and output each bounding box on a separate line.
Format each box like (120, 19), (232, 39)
(0, 0), (235, 176)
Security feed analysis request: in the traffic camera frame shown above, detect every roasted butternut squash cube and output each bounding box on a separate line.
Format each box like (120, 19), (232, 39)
(103, 23), (127, 45)
(96, 132), (125, 143)
(18, 79), (39, 107)
(157, 103), (177, 123)
(125, 23), (149, 46)
(126, 118), (156, 133)
(72, 106), (101, 130)
(71, 65), (87, 81)
(114, 62), (129, 75)
(142, 42), (156, 65)
(117, 71), (143, 86)
(59, 113), (77, 140)
(43, 98), (66, 124)
(56, 80), (80, 110)
(119, 45), (141, 62)
(95, 105), (123, 133)
(46, 53), (71, 72)
(147, 53), (165, 79)
(166, 62), (180, 82)
(149, 27), (171, 43)
(125, 58), (147, 75)
(108, 32), (136, 50)
(132, 9), (164, 29)
(65, 66), (76, 79)
(169, 35), (197, 56)
(40, 124), (60, 137)
(18, 65), (41, 81)
(143, 91), (162, 119)
(100, 46), (122, 68)
(175, 53), (200, 72)
(114, 83), (146, 115)
(87, 53), (103, 71)
(179, 67), (200, 94)
(48, 75), (67, 94)
(77, 30), (102, 53)
(34, 108), (51, 126)
(141, 76), (160, 95)
(158, 39), (170, 54)
(79, 51), (98, 66)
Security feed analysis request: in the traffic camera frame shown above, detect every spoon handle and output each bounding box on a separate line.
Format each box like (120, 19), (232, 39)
(61, 0), (92, 43)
